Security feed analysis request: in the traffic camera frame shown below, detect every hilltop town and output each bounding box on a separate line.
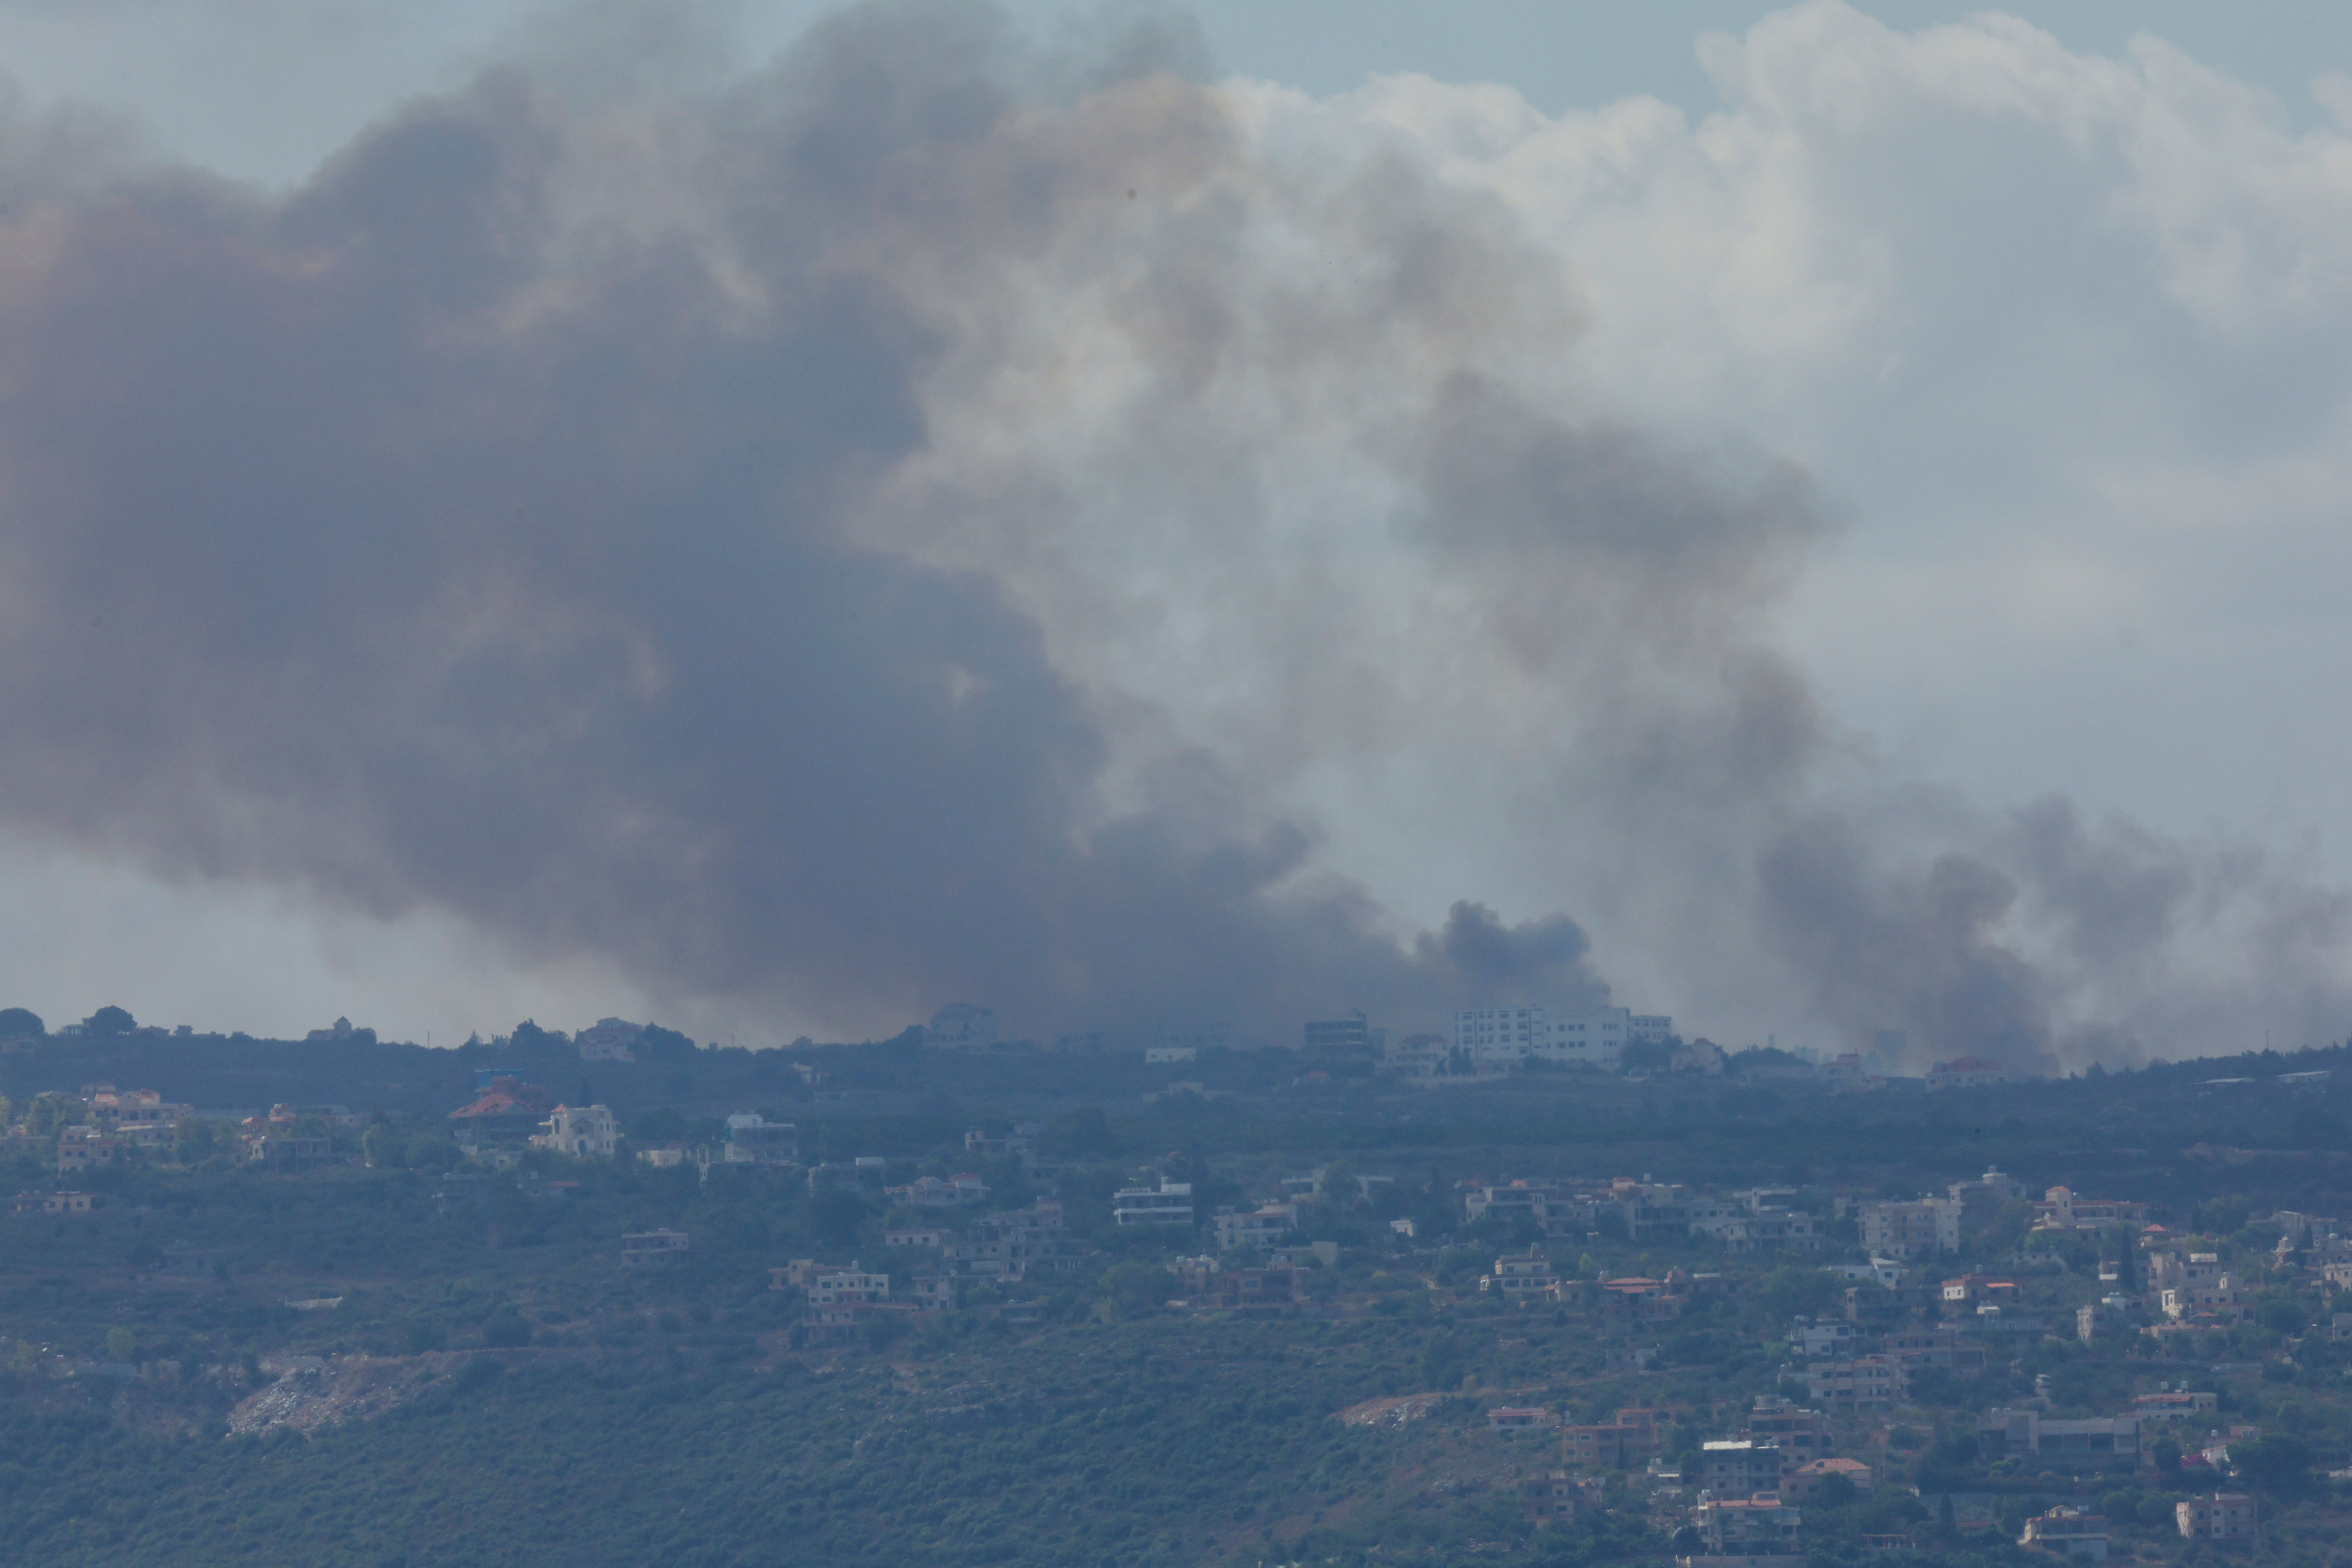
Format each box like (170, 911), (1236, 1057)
(1, 1006), (2351, 1565)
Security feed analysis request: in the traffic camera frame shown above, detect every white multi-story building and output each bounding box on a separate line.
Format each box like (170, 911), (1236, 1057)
(1450, 1006), (1637, 1070)
(532, 1104), (618, 1158)
(1113, 1178), (1194, 1226)
(1859, 1198), (1961, 1259)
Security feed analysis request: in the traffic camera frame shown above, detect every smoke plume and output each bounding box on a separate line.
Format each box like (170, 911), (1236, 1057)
(0, 0), (2339, 1060)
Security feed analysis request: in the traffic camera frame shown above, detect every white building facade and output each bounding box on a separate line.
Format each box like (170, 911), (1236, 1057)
(1450, 1006), (1646, 1071)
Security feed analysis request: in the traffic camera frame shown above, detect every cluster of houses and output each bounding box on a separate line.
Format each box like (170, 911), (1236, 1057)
(762, 1197), (1085, 1340)
(1481, 1389), (2260, 1563)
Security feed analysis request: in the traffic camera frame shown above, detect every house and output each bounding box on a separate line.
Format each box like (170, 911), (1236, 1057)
(1745, 1396), (1832, 1462)
(1112, 1178), (1194, 1226)
(888, 1173), (990, 1208)
(910, 1274), (955, 1311)
(56, 1129), (124, 1174)
(1565, 1409), (1666, 1468)
(1808, 1357), (1907, 1411)
(574, 1017), (643, 1061)
(447, 1076), (551, 1145)
(723, 1114), (798, 1166)
(1486, 1407), (1558, 1435)
(620, 1229), (689, 1268)
(2033, 1188), (2148, 1232)
(1977, 1409), (2140, 1473)
(1941, 1275), (2021, 1311)
(807, 1157), (889, 1193)
(1170, 1257), (1307, 1314)
(1924, 1057), (2015, 1090)
(2020, 1506), (2109, 1560)
(2130, 1391), (2217, 1422)
(243, 1136), (335, 1172)
(770, 1259), (824, 1292)
(1947, 1166), (2025, 1203)
(1884, 1327), (1989, 1372)
(1214, 1203), (1299, 1252)
(925, 1004), (996, 1049)
(885, 1226), (950, 1250)
(11, 1190), (91, 1215)
(1523, 1468), (1578, 1527)
(532, 1104), (619, 1159)
(1791, 1317), (1859, 1359)
(1480, 1248), (1560, 1302)
(1693, 1495), (1802, 1558)
(962, 1128), (1033, 1166)
(2176, 1494), (2257, 1543)
(810, 1264), (891, 1306)
(1464, 1181), (1581, 1233)
(1701, 1440), (1785, 1497)
(1782, 1458), (1873, 1502)
(1858, 1199), (1960, 1259)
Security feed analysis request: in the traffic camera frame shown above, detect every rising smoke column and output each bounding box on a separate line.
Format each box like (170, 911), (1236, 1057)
(0, 0), (2338, 1061)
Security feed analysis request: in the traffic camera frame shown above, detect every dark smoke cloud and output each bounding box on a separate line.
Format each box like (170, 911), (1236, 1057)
(0, 0), (2339, 1060)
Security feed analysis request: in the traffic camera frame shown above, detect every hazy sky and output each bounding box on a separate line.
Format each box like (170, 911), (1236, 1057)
(3, 0), (2352, 1063)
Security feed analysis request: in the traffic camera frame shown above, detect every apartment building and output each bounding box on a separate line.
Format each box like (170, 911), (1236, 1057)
(1858, 1198), (1960, 1259)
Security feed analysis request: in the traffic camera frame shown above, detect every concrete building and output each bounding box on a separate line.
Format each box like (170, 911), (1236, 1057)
(1858, 1199), (1960, 1259)
(925, 1004), (996, 1049)
(1977, 1409), (2140, 1473)
(2032, 1187), (2148, 1232)
(574, 1017), (643, 1062)
(2020, 1506), (2109, 1560)
(532, 1104), (619, 1159)
(1782, 1459), (1873, 1502)
(1808, 1357), (1907, 1410)
(1693, 1495), (1802, 1558)
(1214, 1203), (1298, 1252)
(2176, 1494), (2257, 1543)
(1480, 1248), (1560, 1303)
(1486, 1406), (1558, 1435)
(1451, 1005), (1634, 1071)
(723, 1114), (798, 1166)
(1113, 1178), (1194, 1226)
(1700, 1440), (1785, 1497)
(1924, 1057), (2015, 1090)
(1745, 1397), (1832, 1462)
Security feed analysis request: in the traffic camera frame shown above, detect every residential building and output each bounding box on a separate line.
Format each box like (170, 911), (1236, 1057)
(2176, 1494), (2257, 1543)
(807, 1157), (889, 1193)
(1450, 1005), (1631, 1071)
(1858, 1199), (1960, 1259)
(1112, 1178), (1194, 1226)
(723, 1114), (798, 1166)
(1486, 1406), (1556, 1435)
(910, 1274), (955, 1311)
(1924, 1057), (2015, 1090)
(769, 1259), (823, 1292)
(1144, 1046), (1197, 1064)
(1630, 1014), (1673, 1044)
(1480, 1248), (1560, 1303)
(447, 1075), (551, 1146)
(2020, 1506), (2109, 1560)
(574, 1017), (643, 1062)
(1782, 1458), (1873, 1502)
(1941, 1275), (2021, 1311)
(925, 1004), (996, 1049)
(11, 1190), (91, 1215)
(1808, 1357), (1907, 1411)
(2159, 1273), (2252, 1324)
(1523, 1469), (1578, 1527)
(946, 1203), (1081, 1279)
(1303, 1013), (1379, 1055)
(2131, 1391), (2216, 1422)
(1169, 1257), (1306, 1313)
(1693, 1495), (1802, 1558)
(1565, 1409), (1665, 1469)
(888, 1173), (990, 1208)
(962, 1128), (1033, 1166)
(1884, 1327), (1988, 1372)
(1214, 1203), (1299, 1252)
(1946, 1166), (2025, 1204)
(1744, 1397), (1831, 1462)
(884, 1226), (950, 1250)
(1465, 1181), (1579, 1231)
(1977, 1409), (2140, 1473)
(243, 1135), (335, 1172)
(1792, 1318), (1859, 1359)
(620, 1229), (689, 1268)
(1379, 1032), (1450, 1078)
(810, 1264), (891, 1307)
(532, 1103), (619, 1158)
(1700, 1440), (1785, 1497)
(1690, 1201), (1821, 1252)
(2032, 1187), (2148, 1232)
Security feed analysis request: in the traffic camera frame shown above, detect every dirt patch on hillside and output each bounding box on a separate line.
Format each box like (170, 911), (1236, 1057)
(1332, 1392), (1445, 1428)
(227, 1353), (457, 1436)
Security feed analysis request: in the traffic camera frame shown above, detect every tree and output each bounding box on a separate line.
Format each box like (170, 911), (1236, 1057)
(2232, 1434), (2315, 1498)
(2151, 1435), (2183, 1483)
(1098, 1262), (1166, 1321)
(81, 1005), (136, 1036)
(0, 1007), (41, 1039)
(362, 1125), (406, 1169)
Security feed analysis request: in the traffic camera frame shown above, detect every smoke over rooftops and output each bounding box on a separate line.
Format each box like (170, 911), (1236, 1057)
(0, 1), (2338, 1063)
